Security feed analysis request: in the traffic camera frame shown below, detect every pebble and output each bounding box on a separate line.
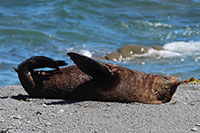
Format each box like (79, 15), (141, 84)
(13, 115), (22, 119)
(45, 122), (52, 127)
(104, 108), (111, 112)
(103, 114), (110, 118)
(106, 103), (111, 107)
(8, 129), (15, 133)
(36, 111), (42, 115)
(69, 113), (73, 115)
(26, 120), (31, 124)
(116, 115), (120, 118)
(196, 123), (200, 126)
(42, 103), (47, 107)
(191, 127), (198, 131)
(59, 109), (64, 113)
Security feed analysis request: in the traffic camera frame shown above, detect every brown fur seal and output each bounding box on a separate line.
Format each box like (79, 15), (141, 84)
(13, 52), (180, 104)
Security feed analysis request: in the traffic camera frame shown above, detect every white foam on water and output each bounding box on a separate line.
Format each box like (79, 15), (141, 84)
(147, 49), (182, 58)
(67, 47), (93, 58)
(67, 41), (200, 60)
(132, 41), (200, 59)
(163, 41), (200, 53)
(137, 21), (172, 28)
(78, 49), (93, 58)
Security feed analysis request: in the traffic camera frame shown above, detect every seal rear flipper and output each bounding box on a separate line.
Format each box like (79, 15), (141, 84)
(67, 52), (115, 82)
(17, 56), (68, 71)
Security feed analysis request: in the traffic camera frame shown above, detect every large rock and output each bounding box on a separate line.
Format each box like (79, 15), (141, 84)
(118, 45), (149, 58)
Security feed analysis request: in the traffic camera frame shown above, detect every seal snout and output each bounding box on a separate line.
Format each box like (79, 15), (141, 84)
(168, 76), (180, 86)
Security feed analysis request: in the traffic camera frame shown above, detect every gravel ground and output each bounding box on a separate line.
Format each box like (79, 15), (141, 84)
(0, 84), (200, 133)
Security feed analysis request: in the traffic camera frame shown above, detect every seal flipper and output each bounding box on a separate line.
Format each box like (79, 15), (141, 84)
(67, 52), (115, 82)
(17, 56), (68, 71)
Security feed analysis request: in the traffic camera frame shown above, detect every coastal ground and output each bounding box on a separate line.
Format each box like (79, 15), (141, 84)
(0, 84), (200, 133)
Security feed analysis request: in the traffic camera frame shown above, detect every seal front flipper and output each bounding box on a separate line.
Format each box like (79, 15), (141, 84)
(67, 52), (115, 82)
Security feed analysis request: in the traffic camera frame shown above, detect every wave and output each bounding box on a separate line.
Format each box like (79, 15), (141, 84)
(163, 41), (200, 53)
(67, 47), (93, 58)
(67, 41), (200, 60)
(134, 41), (200, 59)
(147, 49), (182, 58)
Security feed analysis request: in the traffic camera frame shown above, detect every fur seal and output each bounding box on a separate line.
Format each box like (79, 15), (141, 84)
(13, 52), (180, 104)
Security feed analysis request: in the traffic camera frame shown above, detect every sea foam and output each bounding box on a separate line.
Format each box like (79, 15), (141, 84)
(143, 41), (200, 59)
(163, 41), (200, 53)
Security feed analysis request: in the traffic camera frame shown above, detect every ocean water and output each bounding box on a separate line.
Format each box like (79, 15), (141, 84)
(1, 0), (200, 86)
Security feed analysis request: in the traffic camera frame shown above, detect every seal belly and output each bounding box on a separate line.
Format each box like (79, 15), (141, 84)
(29, 65), (92, 99)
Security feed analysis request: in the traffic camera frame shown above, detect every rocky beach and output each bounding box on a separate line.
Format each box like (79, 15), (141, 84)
(0, 84), (200, 133)
(1, 1), (200, 132)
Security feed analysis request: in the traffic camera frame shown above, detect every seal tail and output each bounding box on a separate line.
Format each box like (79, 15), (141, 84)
(15, 56), (67, 72)
(67, 52), (115, 82)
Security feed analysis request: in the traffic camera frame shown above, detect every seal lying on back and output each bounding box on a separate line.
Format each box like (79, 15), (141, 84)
(13, 52), (180, 104)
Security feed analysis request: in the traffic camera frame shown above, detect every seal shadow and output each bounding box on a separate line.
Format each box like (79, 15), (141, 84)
(11, 94), (30, 101)
(44, 99), (82, 105)
(10, 94), (82, 105)
(0, 96), (9, 99)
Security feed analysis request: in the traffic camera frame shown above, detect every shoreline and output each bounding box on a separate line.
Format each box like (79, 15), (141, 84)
(0, 84), (200, 132)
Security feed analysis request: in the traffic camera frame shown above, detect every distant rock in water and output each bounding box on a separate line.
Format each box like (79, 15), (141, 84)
(119, 45), (149, 58)
(105, 45), (164, 61)
(105, 52), (122, 61)
(152, 46), (164, 51)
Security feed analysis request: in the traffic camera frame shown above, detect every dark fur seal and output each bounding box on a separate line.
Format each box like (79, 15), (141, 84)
(13, 52), (180, 104)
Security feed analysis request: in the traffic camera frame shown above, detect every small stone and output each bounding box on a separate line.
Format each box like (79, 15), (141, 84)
(191, 127), (197, 131)
(13, 115), (22, 119)
(36, 111), (42, 115)
(82, 104), (95, 108)
(103, 114), (110, 118)
(170, 101), (177, 105)
(7, 129), (14, 133)
(104, 108), (111, 112)
(45, 122), (52, 127)
(59, 109), (64, 113)
(42, 103), (47, 107)
(46, 122), (52, 125)
(116, 115), (120, 118)
(106, 103), (111, 107)
(69, 113), (73, 115)
(196, 123), (200, 126)
(26, 120), (31, 124)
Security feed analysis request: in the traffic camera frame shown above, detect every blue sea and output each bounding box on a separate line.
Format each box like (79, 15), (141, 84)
(1, 0), (200, 87)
